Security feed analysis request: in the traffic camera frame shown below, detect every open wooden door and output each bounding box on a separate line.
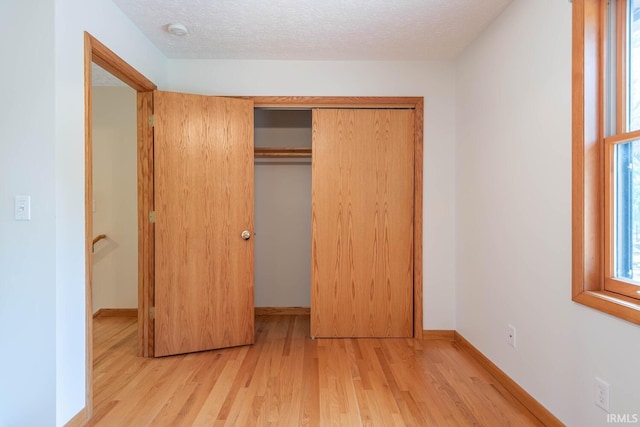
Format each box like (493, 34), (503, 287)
(153, 91), (255, 357)
(311, 109), (414, 338)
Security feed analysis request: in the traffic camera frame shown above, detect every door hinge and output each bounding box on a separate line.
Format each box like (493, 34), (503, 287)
(149, 211), (156, 223)
(149, 307), (156, 319)
(148, 114), (155, 127)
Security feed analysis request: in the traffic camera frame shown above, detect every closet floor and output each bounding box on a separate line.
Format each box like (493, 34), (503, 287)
(89, 314), (543, 426)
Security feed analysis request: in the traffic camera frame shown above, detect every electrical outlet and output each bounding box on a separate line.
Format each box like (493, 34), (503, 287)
(595, 377), (610, 412)
(507, 325), (516, 348)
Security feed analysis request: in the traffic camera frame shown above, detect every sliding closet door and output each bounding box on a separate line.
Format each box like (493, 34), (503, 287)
(311, 109), (414, 337)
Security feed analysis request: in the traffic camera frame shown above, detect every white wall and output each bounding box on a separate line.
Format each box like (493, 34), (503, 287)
(456, 1), (640, 425)
(9, 0), (617, 424)
(167, 59), (458, 329)
(53, 1), (165, 421)
(2, 3), (163, 424)
(0, 1), (56, 425)
(92, 86), (138, 312)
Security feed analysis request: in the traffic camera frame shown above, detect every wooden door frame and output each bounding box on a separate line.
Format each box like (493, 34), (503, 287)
(83, 32), (156, 421)
(249, 97), (424, 339)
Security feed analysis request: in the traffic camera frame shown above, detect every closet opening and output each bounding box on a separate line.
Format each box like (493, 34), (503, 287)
(253, 108), (313, 317)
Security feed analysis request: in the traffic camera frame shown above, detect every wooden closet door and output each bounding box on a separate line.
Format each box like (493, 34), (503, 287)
(311, 109), (414, 337)
(154, 91), (255, 357)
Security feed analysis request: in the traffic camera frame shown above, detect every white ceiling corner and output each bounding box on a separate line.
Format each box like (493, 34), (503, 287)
(111, 0), (513, 61)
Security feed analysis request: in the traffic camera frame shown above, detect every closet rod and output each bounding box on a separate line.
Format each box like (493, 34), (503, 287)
(254, 147), (312, 158)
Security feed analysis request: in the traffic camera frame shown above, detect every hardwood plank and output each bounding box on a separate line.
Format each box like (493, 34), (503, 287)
(93, 308), (137, 318)
(255, 307), (311, 316)
(90, 315), (549, 426)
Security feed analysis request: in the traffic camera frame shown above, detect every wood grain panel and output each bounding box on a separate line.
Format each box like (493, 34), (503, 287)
(89, 315), (546, 426)
(154, 91), (255, 356)
(311, 109), (414, 337)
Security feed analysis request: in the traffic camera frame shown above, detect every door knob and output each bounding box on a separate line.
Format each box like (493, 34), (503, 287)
(241, 230), (252, 240)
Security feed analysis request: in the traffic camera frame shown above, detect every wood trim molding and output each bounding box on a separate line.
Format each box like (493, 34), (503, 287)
(574, 291), (640, 323)
(413, 99), (424, 340)
(572, 0), (603, 298)
(454, 332), (563, 427)
(422, 330), (455, 341)
(616, 0), (628, 135)
(604, 128), (640, 145)
(137, 90), (155, 358)
(249, 96), (424, 338)
(250, 96), (422, 109)
(255, 307), (311, 316)
(64, 408), (86, 427)
(83, 31), (94, 422)
(93, 308), (138, 318)
(84, 31), (157, 424)
(88, 34), (156, 92)
(572, 0), (640, 324)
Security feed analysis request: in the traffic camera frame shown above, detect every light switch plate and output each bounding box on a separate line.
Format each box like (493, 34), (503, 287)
(15, 195), (31, 221)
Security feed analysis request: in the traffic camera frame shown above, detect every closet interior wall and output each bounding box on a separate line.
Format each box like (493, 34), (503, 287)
(254, 109), (312, 308)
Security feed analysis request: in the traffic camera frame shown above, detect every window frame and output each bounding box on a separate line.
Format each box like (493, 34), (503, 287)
(573, 0), (640, 324)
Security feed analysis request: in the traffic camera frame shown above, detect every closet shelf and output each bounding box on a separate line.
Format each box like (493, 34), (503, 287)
(254, 147), (312, 158)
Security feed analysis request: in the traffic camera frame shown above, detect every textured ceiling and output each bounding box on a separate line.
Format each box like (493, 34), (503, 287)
(112, 0), (512, 60)
(92, 63), (127, 87)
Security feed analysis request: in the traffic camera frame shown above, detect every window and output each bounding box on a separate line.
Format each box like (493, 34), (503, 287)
(605, 0), (640, 300)
(573, 0), (640, 324)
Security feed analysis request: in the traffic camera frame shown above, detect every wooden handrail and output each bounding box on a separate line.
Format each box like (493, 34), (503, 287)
(92, 234), (107, 245)
(92, 234), (107, 252)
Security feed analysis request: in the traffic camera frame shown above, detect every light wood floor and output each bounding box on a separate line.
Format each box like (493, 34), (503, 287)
(90, 315), (543, 426)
